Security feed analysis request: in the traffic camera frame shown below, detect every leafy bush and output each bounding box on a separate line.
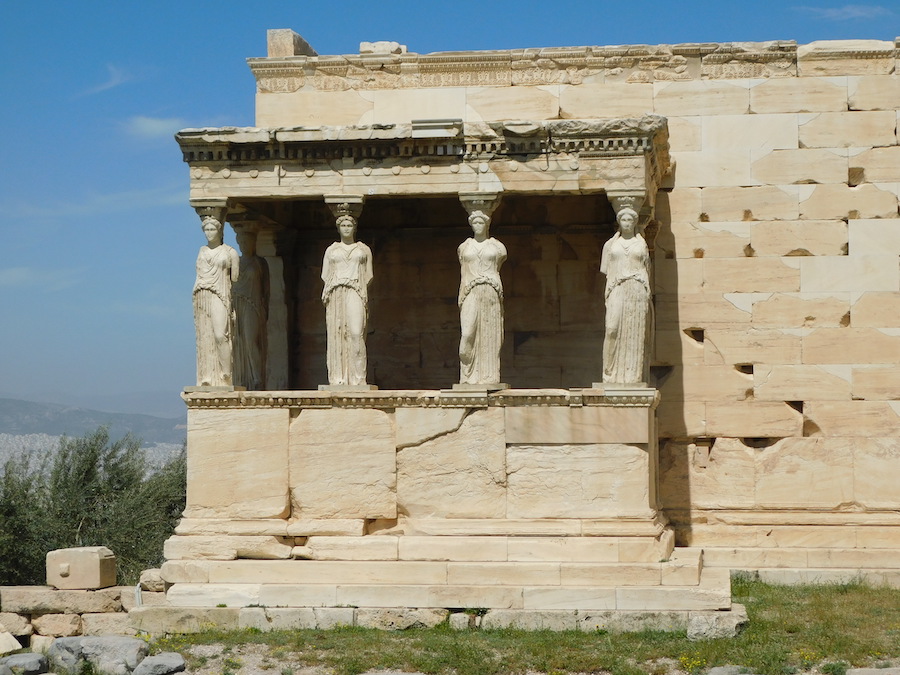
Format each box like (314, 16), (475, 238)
(0, 427), (185, 585)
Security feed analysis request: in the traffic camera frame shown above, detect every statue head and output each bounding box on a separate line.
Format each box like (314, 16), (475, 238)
(615, 207), (640, 237)
(336, 214), (358, 242)
(468, 210), (490, 238)
(201, 216), (224, 245)
(235, 229), (257, 256)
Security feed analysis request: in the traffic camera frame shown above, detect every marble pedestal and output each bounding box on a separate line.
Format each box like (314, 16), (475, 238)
(157, 388), (732, 630)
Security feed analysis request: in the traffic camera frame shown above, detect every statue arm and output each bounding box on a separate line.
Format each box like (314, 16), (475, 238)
(229, 247), (240, 282)
(599, 234), (618, 276)
(362, 244), (374, 288)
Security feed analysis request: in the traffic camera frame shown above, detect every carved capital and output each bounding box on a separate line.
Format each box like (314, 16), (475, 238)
(459, 192), (501, 219)
(191, 199), (228, 226)
(324, 194), (365, 221)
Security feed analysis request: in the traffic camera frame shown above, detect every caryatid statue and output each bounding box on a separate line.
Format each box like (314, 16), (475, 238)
(321, 198), (373, 386)
(232, 227), (270, 391)
(457, 194), (506, 386)
(600, 198), (651, 385)
(193, 213), (240, 387)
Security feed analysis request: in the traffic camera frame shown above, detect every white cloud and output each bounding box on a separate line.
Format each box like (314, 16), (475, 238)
(124, 115), (187, 139)
(0, 266), (86, 292)
(76, 64), (133, 97)
(793, 4), (893, 20)
(4, 184), (187, 220)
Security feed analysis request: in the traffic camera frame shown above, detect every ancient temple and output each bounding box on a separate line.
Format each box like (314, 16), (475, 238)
(144, 31), (900, 633)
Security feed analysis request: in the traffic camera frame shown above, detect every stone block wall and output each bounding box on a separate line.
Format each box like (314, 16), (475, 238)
(252, 38), (900, 567)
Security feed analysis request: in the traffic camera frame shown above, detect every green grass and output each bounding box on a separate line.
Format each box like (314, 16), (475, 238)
(150, 576), (900, 675)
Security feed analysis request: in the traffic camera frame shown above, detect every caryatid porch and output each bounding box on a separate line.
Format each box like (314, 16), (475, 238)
(156, 115), (736, 626)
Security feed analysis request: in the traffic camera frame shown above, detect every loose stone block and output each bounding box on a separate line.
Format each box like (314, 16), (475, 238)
(751, 219), (848, 257)
(687, 603), (748, 640)
(750, 76), (848, 113)
(397, 408), (506, 519)
(0, 588), (121, 615)
(755, 438), (854, 508)
(31, 614), (81, 638)
(507, 444), (651, 518)
(0, 613), (30, 637)
(290, 408), (396, 519)
(46, 547), (116, 591)
(186, 407), (290, 519)
(80, 613), (137, 636)
(0, 632), (21, 656)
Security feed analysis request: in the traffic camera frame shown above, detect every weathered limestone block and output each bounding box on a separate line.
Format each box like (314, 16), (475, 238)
(0, 613), (31, 637)
(670, 149), (753, 188)
(355, 608), (448, 630)
(704, 113), (799, 151)
(286, 519), (366, 536)
(751, 148), (847, 185)
(186, 408), (290, 519)
(482, 609), (579, 630)
(290, 408), (396, 519)
(166, 584), (260, 608)
(661, 439), (756, 510)
(753, 364), (852, 401)
(799, 110), (897, 148)
(507, 444), (651, 518)
(701, 186), (798, 222)
(666, 116), (702, 152)
(749, 76), (848, 113)
(616, 568), (731, 611)
(395, 408), (466, 448)
(47, 547), (116, 591)
(654, 258), (703, 294)
(751, 220), (848, 257)
(687, 603), (748, 640)
(506, 537), (618, 563)
(704, 328), (801, 365)
(657, 401), (707, 438)
(756, 438), (854, 508)
(28, 635), (54, 654)
(702, 258), (800, 293)
(578, 610), (686, 633)
(799, 184), (898, 220)
(159, 561), (210, 584)
(851, 147), (900, 183)
(163, 535), (293, 560)
(0, 632), (23, 657)
(0, 588), (121, 615)
(293, 536), (398, 560)
(175, 519), (289, 536)
(257, 585), (337, 607)
(466, 86), (559, 122)
(653, 80), (749, 116)
(505, 406), (651, 445)
(559, 83), (653, 119)
(80, 614), (137, 637)
(367, 87), (468, 124)
(805, 400), (900, 437)
(397, 408), (506, 519)
(798, 40), (896, 76)
(128, 607), (239, 634)
(657, 366), (752, 402)
(851, 293), (900, 328)
(32, 614), (81, 638)
(803, 327), (900, 364)
(751, 292), (849, 327)
(119, 590), (167, 612)
(206, 560), (449, 585)
(848, 218), (900, 256)
(656, 293), (750, 328)
(852, 366), (900, 400)
(654, 329), (706, 366)
(656, 187), (702, 224)
(658, 221), (751, 259)
(849, 74), (900, 111)
(239, 607), (316, 630)
(257, 90), (373, 127)
(138, 569), (165, 593)
(853, 438), (900, 508)
(705, 402), (802, 437)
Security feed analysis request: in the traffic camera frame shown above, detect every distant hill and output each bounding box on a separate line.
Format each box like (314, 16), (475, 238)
(0, 397), (186, 446)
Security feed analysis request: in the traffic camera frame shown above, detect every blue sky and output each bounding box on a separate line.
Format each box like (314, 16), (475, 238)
(0, 1), (896, 417)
